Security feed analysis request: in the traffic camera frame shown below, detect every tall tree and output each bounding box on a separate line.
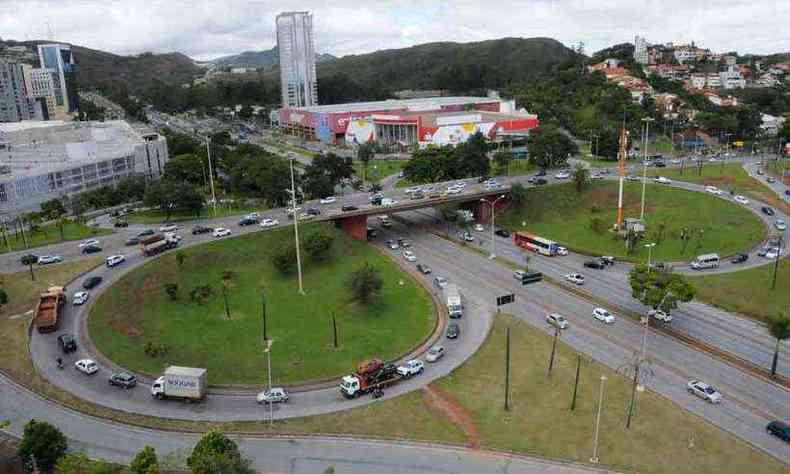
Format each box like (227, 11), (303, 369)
(628, 265), (696, 316)
(187, 429), (253, 474)
(766, 313), (790, 377)
(18, 420), (68, 472)
(347, 263), (384, 304)
(527, 125), (578, 168)
(163, 154), (206, 186)
(302, 153), (354, 199)
(572, 165), (590, 193)
(356, 142), (375, 182)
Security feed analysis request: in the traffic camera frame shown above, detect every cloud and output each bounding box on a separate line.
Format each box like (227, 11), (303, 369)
(3, 0), (789, 60)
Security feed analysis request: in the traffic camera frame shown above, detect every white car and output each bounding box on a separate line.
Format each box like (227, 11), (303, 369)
(260, 218), (279, 228)
(434, 276), (448, 288)
(105, 255), (125, 267)
(159, 224), (178, 233)
(37, 255), (63, 265)
(246, 212), (260, 220)
(213, 227), (231, 237)
(775, 219), (786, 231)
(78, 239), (100, 249)
(164, 231), (182, 242)
(705, 185), (723, 196)
(397, 359), (425, 378)
(298, 213), (315, 221)
(446, 186), (461, 194)
(75, 359), (99, 375)
(513, 270), (526, 281)
(474, 224), (484, 232)
(765, 248), (783, 259)
(402, 250), (417, 262)
(687, 380), (722, 404)
(556, 246), (568, 256)
(671, 159), (682, 164)
(590, 173), (604, 180)
(256, 387), (289, 404)
(565, 273), (585, 285)
(554, 171), (570, 179)
(734, 195), (749, 205)
(708, 157), (718, 162)
(546, 313), (569, 330)
(592, 307), (615, 324)
(647, 309), (673, 323)
(382, 198), (398, 207)
(319, 196), (337, 205)
(425, 345), (445, 362)
(72, 291), (89, 306)
(654, 176), (672, 184)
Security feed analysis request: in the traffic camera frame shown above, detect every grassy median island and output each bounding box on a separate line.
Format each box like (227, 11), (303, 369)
(0, 221), (110, 255)
(88, 223), (434, 385)
(498, 181), (764, 262)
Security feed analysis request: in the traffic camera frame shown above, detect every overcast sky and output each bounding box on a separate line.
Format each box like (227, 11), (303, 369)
(5, 1), (789, 61)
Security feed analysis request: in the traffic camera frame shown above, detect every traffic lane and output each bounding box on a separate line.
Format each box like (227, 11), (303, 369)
(744, 161), (790, 204)
(29, 219), (493, 422)
(400, 208), (790, 375)
(396, 224), (790, 461)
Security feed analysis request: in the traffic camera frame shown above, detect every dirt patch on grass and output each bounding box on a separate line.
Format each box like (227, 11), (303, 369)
(107, 320), (143, 338)
(421, 384), (480, 448)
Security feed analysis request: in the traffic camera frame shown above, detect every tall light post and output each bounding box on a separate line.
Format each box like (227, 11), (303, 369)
(481, 194), (506, 259)
(263, 339), (274, 427)
(288, 157), (305, 295)
(590, 374), (607, 464)
(644, 242), (656, 272)
(640, 117), (655, 220)
(205, 136), (217, 216)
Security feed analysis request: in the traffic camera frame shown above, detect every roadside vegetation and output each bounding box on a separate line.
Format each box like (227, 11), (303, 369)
(497, 181), (764, 263)
(0, 221), (109, 255)
(124, 204), (262, 225)
(88, 224), (434, 384)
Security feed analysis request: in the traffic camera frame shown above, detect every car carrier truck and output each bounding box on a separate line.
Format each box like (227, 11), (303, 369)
(339, 359), (403, 399)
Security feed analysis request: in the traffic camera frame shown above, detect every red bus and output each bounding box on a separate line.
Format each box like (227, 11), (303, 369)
(514, 232), (560, 256)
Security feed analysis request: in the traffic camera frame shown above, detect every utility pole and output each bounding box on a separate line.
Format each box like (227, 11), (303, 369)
(640, 117), (655, 220)
(261, 289), (267, 343)
(482, 195), (506, 259)
(205, 136), (217, 216)
(772, 236), (783, 290)
(505, 326), (512, 411)
(625, 364), (640, 429)
(264, 339), (274, 427)
(332, 312), (339, 348)
(570, 354), (581, 411)
(590, 374), (607, 464)
(547, 326), (560, 376)
(289, 157), (305, 295)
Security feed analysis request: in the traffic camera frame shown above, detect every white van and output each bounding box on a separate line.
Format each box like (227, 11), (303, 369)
(691, 253), (720, 270)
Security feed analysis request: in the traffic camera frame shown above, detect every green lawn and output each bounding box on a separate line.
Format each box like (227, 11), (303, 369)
(0, 222), (110, 255)
(691, 259), (788, 323)
(354, 160), (406, 182)
(88, 224), (434, 385)
(124, 204), (261, 225)
(498, 182), (764, 263)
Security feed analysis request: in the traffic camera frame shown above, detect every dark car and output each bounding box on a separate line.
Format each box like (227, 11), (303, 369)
(20, 254), (39, 265)
(82, 276), (103, 289)
(125, 237), (140, 246)
(785, 190), (790, 197)
(649, 261), (668, 271)
(138, 229), (155, 237)
(730, 252), (749, 264)
(82, 245), (102, 254)
(446, 323), (460, 339)
(534, 178), (548, 185)
(341, 205), (359, 212)
(584, 259), (606, 270)
(306, 207), (321, 216)
(535, 169), (547, 176)
(761, 206), (775, 216)
(654, 161), (666, 168)
(416, 263), (432, 274)
(114, 220), (129, 228)
(366, 227), (378, 238)
(57, 333), (77, 353)
(494, 229), (511, 238)
(767, 420), (790, 442)
(599, 256), (615, 266)
(238, 217), (258, 226)
(192, 225), (213, 235)
(477, 176), (490, 183)
(109, 372), (137, 389)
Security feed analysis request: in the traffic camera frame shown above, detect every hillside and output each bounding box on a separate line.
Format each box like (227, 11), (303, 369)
(209, 47), (335, 70)
(0, 39), (202, 93)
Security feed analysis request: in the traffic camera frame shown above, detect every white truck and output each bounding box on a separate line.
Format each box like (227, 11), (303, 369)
(151, 366), (207, 402)
(455, 209), (474, 223)
(443, 284), (463, 318)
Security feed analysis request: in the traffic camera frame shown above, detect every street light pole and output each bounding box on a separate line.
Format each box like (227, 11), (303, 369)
(264, 339), (274, 427)
(644, 242), (656, 273)
(289, 157), (305, 295)
(205, 136), (217, 216)
(640, 118), (655, 220)
(590, 374), (607, 464)
(482, 195), (506, 259)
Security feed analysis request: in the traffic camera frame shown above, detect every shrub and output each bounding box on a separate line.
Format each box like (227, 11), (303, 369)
(144, 341), (167, 358)
(589, 217), (607, 234)
(164, 283), (178, 300)
(190, 284), (214, 304)
(272, 244), (297, 274)
(347, 263), (384, 304)
(131, 446), (159, 474)
(304, 230), (335, 261)
(18, 420), (68, 472)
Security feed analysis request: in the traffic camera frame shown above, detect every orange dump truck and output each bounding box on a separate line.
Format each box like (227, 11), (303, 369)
(33, 286), (66, 333)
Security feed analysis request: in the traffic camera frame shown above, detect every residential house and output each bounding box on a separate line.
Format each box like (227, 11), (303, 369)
(760, 114), (785, 135)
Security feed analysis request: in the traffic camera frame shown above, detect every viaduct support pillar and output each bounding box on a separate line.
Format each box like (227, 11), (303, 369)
(336, 214), (368, 241)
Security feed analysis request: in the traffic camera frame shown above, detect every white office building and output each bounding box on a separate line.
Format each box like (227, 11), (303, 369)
(37, 44), (78, 114)
(0, 61), (37, 122)
(634, 36), (649, 65)
(0, 120), (168, 214)
(277, 11), (318, 108)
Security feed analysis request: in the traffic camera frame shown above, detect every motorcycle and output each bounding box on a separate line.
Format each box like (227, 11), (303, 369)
(56, 358), (63, 369)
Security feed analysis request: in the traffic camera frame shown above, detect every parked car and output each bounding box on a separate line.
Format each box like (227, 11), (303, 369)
(446, 323), (460, 339)
(256, 387), (289, 404)
(494, 229), (511, 238)
(75, 359), (99, 375)
(72, 291), (89, 306)
(82, 245), (102, 254)
(37, 255), (63, 265)
(213, 227), (231, 237)
(82, 276), (103, 289)
(125, 237), (140, 246)
(565, 273), (585, 285)
(762, 206), (775, 216)
(584, 259), (606, 270)
(434, 276), (448, 288)
(686, 380), (722, 404)
(734, 195), (749, 205)
(416, 264), (432, 274)
(238, 217), (258, 226)
(106, 255), (125, 267)
(546, 313), (569, 330)
(766, 420), (790, 443)
(319, 196), (337, 205)
(138, 229), (155, 237)
(159, 224), (178, 233)
(592, 307), (615, 324)
(775, 219), (787, 231)
(730, 252), (749, 264)
(57, 333), (77, 352)
(397, 359), (424, 378)
(191, 225), (213, 235)
(109, 372), (137, 388)
(78, 239), (100, 249)
(426, 345), (446, 362)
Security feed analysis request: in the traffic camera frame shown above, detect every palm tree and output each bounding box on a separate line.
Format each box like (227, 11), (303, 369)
(766, 313), (790, 377)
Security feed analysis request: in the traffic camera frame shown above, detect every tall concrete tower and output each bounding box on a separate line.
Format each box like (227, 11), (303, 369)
(277, 12), (317, 108)
(634, 35), (649, 65)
